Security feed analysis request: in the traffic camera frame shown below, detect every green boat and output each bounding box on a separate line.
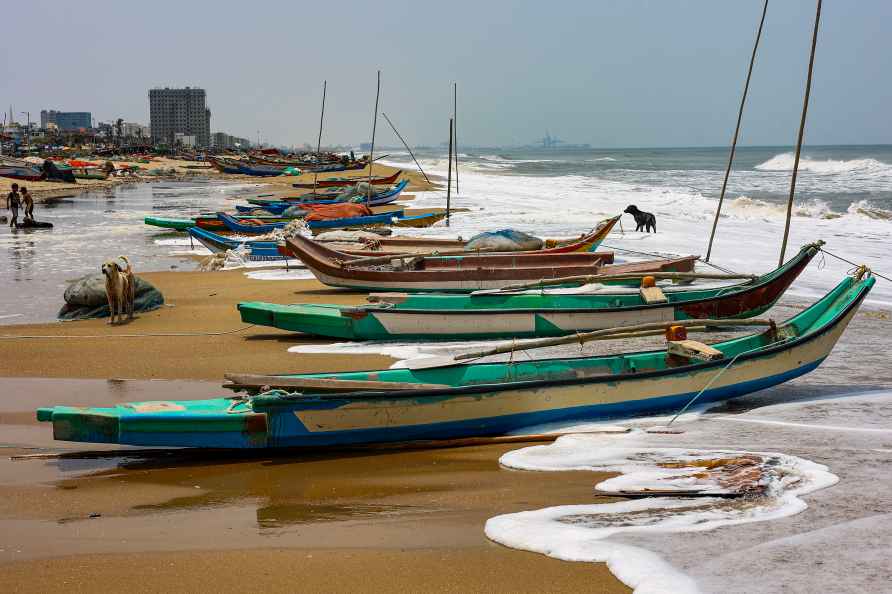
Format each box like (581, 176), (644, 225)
(35, 270), (874, 448)
(238, 242), (822, 341)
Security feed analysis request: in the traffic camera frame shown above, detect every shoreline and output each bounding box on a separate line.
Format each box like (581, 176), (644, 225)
(1, 158), (438, 205)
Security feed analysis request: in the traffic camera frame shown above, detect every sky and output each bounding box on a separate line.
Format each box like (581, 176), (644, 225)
(2, 0), (891, 148)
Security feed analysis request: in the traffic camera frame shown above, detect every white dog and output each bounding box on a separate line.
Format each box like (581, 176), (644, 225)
(101, 256), (135, 324)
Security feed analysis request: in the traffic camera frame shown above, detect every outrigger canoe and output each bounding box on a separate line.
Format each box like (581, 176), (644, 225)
(291, 170), (402, 189)
(282, 233), (696, 292)
(190, 218), (617, 261)
(237, 180), (409, 214)
(145, 214), (292, 232)
(304, 217), (619, 255)
(36, 270), (874, 448)
(238, 242), (822, 340)
(186, 227), (283, 260)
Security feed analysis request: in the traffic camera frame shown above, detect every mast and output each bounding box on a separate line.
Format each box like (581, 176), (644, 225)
(453, 82), (459, 194)
(446, 118), (454, 227)
(779, 0), (822, 266)
(367, 70), (381, 201)
(312, 80), (327, 194)
(705, 0), (769, 262)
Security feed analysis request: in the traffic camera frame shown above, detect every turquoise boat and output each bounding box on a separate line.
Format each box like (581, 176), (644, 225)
(36, 270), (873, 448)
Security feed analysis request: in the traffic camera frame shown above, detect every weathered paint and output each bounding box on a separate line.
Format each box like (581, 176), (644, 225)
(37, 274), (873, 448)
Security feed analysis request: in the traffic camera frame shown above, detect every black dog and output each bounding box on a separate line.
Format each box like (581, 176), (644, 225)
(624, 205), (657, 233)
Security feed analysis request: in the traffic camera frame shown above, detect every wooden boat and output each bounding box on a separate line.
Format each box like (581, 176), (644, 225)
(292, 170), (402, 189)
(237, 162), (287, 177)
(191, 219), (616, 262)
(304, 218), (618, 255)
(145, 214), (290, 232)
(186, 227), (283, 260)
(239, 242), (821, 340)
(236, 180), (409, 214)
(283, 233), (695, 292)
(35, 270), (874, 448)
(0, 160), (45, 181)
(391, 212), (447, 228)
(217, 211), (404, 234)
(71, 167), (108, 180)
(208, 157), (243, 174)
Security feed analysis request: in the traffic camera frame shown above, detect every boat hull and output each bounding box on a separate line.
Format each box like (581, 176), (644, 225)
(239, 243), (817, 340)
(36, 275), (874, 448)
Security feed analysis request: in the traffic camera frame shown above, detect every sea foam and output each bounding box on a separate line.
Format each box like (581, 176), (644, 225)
(486, 433), (838, 594)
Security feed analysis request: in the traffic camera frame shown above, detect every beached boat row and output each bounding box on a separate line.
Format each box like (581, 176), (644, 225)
(37, 267), (875, 448)
(43, 166), (875, 450)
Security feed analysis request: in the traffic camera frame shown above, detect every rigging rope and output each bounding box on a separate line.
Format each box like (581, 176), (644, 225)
(820, 248), (891, 283)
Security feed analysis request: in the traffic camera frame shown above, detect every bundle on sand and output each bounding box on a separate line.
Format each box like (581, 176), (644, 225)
(58, 274), (164, 320)
(465, 229), (543, 252)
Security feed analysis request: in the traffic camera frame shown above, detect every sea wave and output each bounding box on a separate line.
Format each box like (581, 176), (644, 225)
(755, 152), (892, 175)
(848, 199), (892, 220)
(726, 196), (838, 219)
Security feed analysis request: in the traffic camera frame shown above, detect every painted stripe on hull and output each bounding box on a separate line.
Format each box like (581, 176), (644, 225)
(372, 306), (676, 336)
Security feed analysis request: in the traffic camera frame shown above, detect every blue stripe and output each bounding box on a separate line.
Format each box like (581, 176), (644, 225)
(113, 357), (824, 449)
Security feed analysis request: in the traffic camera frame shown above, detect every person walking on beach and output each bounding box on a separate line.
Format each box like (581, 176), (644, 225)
(20, 186), (34, 221)
(6, 183), (20, 227)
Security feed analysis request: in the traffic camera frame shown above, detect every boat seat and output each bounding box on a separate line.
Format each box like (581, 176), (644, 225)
(667, 340), (724, 362)
(640, 286), (668, 304)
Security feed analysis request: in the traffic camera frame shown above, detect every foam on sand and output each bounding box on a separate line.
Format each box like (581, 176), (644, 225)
(288, 339), (503, 368)
(243, 268), (313, 280)
(486, 432), (838, 594)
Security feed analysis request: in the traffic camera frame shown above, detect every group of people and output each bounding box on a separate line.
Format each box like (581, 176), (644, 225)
(5, 183), (35, 228)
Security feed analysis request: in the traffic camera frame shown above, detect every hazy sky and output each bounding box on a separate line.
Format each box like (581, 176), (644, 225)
(3, 1), (890, 148)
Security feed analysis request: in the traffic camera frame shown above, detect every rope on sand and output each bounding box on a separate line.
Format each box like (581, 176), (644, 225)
(0, 324), (257, 340)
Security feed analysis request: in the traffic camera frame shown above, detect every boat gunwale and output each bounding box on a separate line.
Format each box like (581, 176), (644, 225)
(250, 274), (873, 404)
(350, 242), (819, 316)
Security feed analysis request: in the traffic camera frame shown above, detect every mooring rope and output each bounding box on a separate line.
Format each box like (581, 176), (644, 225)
(820, 248), (891, 283)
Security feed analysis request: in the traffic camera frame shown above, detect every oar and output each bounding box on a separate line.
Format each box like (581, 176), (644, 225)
(471, 271), (758, 295)
(404, 318), (774, 370)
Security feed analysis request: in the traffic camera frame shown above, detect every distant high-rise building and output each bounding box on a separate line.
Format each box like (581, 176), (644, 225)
(148, 87), (211, 148)
(40, 110), (92, 130)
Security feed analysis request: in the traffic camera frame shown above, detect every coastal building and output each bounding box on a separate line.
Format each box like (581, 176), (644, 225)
(211, 132), (251, 150)
(122, 122), (150, 139)
(40, 110), (92, 131)
(174, 133), (197, 148)
(148, 87), (211, 147)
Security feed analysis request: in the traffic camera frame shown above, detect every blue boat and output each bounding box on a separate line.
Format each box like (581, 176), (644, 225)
(217, 210), (405, 234)
(186, 227), (283, 260)
(235, 180), (409, 214)
(237, 163), (287, 177)
(34, 271), (875, 448)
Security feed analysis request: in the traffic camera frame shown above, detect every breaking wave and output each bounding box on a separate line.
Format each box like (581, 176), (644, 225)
(755, 153), (892, 175)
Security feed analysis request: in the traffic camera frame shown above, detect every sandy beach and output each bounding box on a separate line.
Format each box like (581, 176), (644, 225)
(2, 158), (890, 593)
(0, 265), (628, 592)
(1, 160), (435, 204)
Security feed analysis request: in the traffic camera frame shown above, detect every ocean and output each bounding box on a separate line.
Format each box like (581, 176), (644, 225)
(381, 144), (892, 308)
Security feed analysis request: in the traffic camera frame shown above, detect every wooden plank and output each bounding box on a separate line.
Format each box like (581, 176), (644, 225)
(667, 339), (725, 361)
(640, 286), (668, 304)
(223, 373), (449, 393)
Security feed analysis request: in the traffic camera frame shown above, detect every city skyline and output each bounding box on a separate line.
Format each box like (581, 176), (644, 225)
(3, 1), (892, 148)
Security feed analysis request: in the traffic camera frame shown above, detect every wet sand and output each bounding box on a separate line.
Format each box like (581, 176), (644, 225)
(0, 266), (630, 592)
(0, 271), (393, 380)
(0, 379), (627, 593)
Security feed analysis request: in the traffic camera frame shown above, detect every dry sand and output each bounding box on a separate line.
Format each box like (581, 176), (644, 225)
(0, 266), (628, 593)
